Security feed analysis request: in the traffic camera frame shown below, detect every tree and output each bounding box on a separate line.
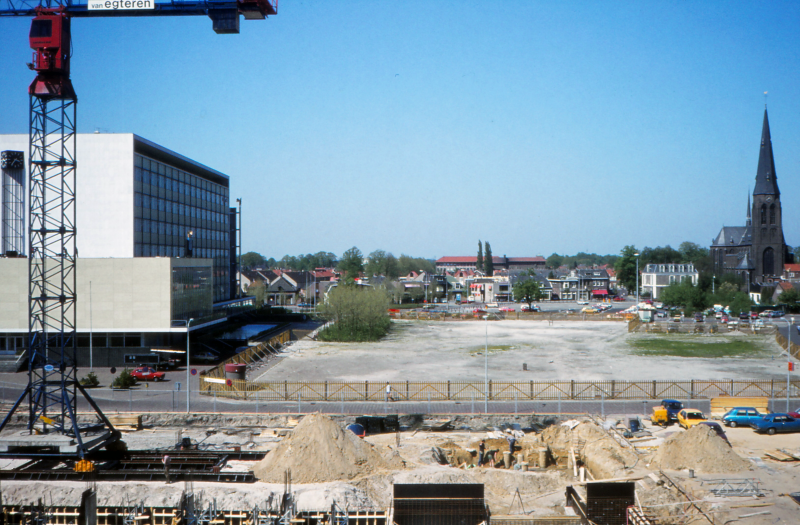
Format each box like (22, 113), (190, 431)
(385, 253), (400, 279)
(614, 245), (639, 294)
(337, 246), (364, 281)
(246, 280), (266, 306)
(484, 242), (494, 276)
(476, 240), (483, 272)
(777, 287), (800, 313)
(546, 253), (563, 269)
(240, 251), (266, 269)
(513, 279), (544, 306)
(318, 286), (391, 342)
(366, 249), (388, 276)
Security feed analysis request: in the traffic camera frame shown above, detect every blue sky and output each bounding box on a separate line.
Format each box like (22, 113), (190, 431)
(1, 1), (800, 260)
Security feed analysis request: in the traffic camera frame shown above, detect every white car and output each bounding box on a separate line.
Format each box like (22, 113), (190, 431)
(577, 300), (589, 305)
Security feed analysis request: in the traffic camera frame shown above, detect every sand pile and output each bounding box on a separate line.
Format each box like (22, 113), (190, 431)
(540, 420), (637, 479)
(253, 414), (390, 483)
(653, 425), (751, 473)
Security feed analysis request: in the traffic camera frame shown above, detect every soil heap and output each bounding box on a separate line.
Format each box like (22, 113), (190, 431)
(253, 414), (390, 483)
(540, 420), (638, 479)
(653, 424), (751, 474)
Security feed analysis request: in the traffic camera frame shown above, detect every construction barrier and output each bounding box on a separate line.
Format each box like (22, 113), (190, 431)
(200, 378), (800, 402)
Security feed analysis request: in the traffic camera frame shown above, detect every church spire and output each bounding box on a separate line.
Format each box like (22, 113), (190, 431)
(746, 193), (751, 226)
(753, 109), (780, 196)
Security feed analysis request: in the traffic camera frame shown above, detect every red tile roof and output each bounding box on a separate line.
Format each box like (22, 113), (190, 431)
(784, 264), (800, 273)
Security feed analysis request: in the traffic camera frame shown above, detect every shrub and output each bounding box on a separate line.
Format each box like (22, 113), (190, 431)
(79, 371), (99, 387)
(111, 369), (137, 389)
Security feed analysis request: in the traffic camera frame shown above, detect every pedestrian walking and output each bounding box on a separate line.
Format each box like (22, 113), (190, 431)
(385, 382), (394, 402)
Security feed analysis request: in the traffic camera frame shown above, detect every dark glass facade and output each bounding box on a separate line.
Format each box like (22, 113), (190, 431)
(171, 266), (214, 322)
(133, 153), (231, 302)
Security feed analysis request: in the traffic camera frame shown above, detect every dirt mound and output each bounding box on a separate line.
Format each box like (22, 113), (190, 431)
(540, 420), (637, 479)
(253, 414), (390, 483)
(653, 425), (751, 473)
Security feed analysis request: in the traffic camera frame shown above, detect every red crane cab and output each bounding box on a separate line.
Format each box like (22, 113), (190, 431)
(28, 10), (74, 98)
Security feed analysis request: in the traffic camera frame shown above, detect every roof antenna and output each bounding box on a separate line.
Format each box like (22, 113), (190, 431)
(764, 91), (768, 108)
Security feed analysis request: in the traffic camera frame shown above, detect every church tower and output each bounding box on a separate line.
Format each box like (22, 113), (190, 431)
(751, 109), (786, 282)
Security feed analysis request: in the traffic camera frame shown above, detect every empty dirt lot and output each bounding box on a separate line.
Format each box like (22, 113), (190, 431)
(255, 320), (789, 382)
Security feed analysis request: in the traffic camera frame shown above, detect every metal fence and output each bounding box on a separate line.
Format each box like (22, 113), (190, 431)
(199, 378), (800, 402)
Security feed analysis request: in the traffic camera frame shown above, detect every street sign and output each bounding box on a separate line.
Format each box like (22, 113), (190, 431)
(191, 369), (197, 376)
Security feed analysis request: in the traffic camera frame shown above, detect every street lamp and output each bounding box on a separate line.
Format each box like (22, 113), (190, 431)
(633, 253), (640, 305)
(782, 318), (794, 412)
(186, 318), (194, 413)
(483, 315), (489, 413)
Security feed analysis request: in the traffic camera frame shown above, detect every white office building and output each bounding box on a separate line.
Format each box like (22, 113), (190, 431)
(0, 133), (247, 366)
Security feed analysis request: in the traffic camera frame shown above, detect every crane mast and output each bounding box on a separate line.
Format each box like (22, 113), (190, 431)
(0, 0), (276, 458)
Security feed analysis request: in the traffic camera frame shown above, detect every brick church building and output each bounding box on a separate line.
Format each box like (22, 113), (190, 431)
(711, 109), (791, 285)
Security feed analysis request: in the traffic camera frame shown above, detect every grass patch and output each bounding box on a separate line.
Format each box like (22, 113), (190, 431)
(470, 344), (518, 356)
(628, 337), (768, 358)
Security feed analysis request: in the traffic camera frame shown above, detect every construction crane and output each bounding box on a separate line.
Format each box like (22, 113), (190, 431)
(0, 0), (276, 458)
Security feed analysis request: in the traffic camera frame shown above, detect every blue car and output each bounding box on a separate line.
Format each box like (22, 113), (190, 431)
(750, 414), (800, 435)
(722, 407), (767, 428)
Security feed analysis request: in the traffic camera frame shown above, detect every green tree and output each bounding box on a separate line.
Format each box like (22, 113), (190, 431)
(546, 253), (564, 269)
(366, 249), (388, 276)
(777, 287), (800, 313)
(246, 280), (266, 306)
(337, 246), (364, 281)
(476, 240), (483, 272)
(513, 279), (544, 306)
(615, 245), (639, 294)
(240, 251), (266, 269)
(385, 253), (400, 279)
(318, 286), (391, 342)
(484, 242), (494, 276)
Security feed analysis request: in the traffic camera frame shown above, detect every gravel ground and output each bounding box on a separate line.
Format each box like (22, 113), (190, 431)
(255, 320), (788, 382)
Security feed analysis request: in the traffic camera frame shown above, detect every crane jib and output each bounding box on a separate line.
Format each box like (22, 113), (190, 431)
(0, 0), (277, 18)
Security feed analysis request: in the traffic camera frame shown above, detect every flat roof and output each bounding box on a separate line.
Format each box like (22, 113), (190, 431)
(134, 134), (229, 187)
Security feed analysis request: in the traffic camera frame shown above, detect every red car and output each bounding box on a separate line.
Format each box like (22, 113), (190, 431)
(473, 308), (487, 315)
(613, 296), (625, 302)
(130, 366), (165, 382)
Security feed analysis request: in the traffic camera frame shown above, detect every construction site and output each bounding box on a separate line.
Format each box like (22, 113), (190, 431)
(0, 316), (798, 525)
(1, 0), (799, 523)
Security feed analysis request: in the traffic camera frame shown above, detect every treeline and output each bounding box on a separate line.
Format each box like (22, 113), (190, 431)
(545, 252), (618, 269)
(239, 248), (435, 277)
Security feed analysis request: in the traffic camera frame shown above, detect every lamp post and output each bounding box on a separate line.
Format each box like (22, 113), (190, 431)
(483, 315), (489, 413)
(634, 253), (640, 305)
(89, 280), (93, 371)
(236, 198), (242, 298)
(783, 318), (793, 412)
(186, 318), (194, 413)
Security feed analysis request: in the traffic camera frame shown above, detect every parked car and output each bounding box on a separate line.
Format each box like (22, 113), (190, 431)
(759, 310), (773, 318)
(722, 407), (767, 427)
(739, 312), (750, 322)
(788, 408), (800, 418)
(720, 315), (729, 324)
(694, 313), (704, 323)
(613, 296), (625, 302)
(486, 302), (499, 308)
(521, 304), (540, 312)
(677, 409), (707, 429)
(751, 414), (800, 435)
(499, 307), (514, 312)
(130, 366), (165, 382)
(698, 421), (730, 445)
(771, 310), (785, 318)
(577, 300), (589, 305)
(473, 308), (487, 315)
